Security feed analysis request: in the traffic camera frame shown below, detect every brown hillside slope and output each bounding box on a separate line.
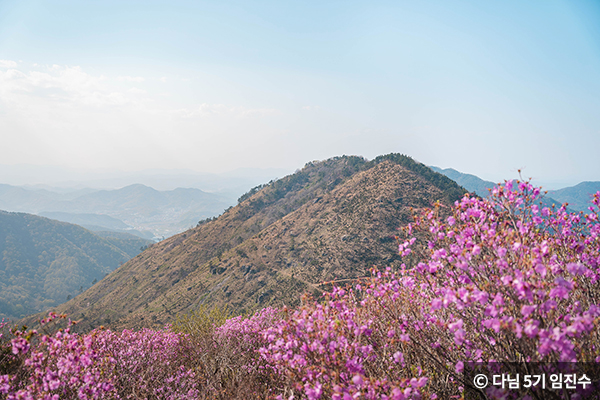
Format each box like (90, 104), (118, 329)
(23, 155), (466, 331)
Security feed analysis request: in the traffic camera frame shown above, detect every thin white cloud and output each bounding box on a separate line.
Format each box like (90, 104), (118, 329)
(173, 103), (279, 119)
(0, 64), (279, 119)
(117, 75), (145, 82)
(0, 64), (137, 107)
(127, 87), (147, 95)
(0, 62), (287, 172)
(160, 77), (167, 83)
(0, 60), (18, 68)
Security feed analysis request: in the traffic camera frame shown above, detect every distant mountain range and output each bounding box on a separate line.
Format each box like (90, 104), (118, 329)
(0, 164), (291, 195)
(0, 211), (152, 320)
(547, 182), (600, 212)
(429, 167), (496, 197)
(0, 183), (234, 240)
(3, 166), (596, 244)
(28, 154), (467, 331)
(430, 167), (600, 212)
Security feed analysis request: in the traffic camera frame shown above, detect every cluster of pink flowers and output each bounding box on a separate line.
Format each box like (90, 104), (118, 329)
(92, 328), (199, 399)
(395, 181), (600, 367)
(214, 306), (281, 372)
(260, 286), (430, 400)
(2, 313), (114, 399)
(2, 181), (600, 399)
(213, 307), (282, 391)
(1, 314), (198, 399)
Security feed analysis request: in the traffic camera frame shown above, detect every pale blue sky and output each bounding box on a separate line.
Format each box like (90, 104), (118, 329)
(0, 0), (599, 188)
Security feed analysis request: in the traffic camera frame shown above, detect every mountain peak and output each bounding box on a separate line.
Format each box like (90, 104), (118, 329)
(24, 154), (466, 331)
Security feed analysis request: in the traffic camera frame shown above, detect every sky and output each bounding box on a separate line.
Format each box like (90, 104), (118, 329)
(0, 0), (599, 189)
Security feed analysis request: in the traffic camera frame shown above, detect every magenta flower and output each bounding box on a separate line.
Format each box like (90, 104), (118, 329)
(11, 337), (30, 355)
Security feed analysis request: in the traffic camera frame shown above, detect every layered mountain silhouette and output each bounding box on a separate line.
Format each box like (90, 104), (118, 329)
(30, 154), (466, 331)
(0, 211), (152, 320)
(548, 182), (600, 212)
(429, 167), (496, 197)
(430, 167), (591, 212)
(0, 184), (233, 240)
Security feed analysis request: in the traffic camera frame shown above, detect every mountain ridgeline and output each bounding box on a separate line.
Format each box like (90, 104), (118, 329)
(0, 183), (233, 240)
(429, 166), (496, 197)
(430, 166), (598, 212)
(0, 212), (153, 320)
(547, 182), (600, 212)
(25, 154), (467, 331)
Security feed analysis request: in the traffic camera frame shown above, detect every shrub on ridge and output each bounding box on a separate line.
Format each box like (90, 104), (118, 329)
(260, 181), (600, 399)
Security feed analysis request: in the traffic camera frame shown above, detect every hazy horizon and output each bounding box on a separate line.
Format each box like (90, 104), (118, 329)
(0, 162), (295, 191)
(1, 0), (599, 189)
(0, 159), (586, 192)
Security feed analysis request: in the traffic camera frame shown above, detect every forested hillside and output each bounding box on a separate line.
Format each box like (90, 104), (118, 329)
(0, 211), (152, 320)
